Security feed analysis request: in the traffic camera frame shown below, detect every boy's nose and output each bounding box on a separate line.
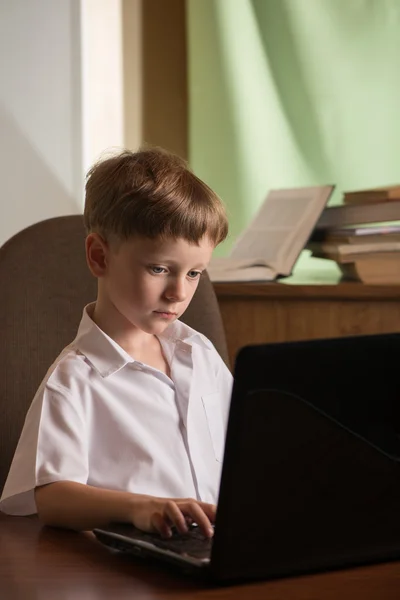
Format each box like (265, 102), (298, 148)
(165, 278), (187, 302)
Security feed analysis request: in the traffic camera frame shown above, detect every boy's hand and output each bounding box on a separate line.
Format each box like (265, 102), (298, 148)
(130, 495), (216, 539)
(35, 482), (216, 536)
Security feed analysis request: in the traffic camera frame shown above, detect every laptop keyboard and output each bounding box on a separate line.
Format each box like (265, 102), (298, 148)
(108, 523), (213, 560)
(146, 525), (213, 560)
(96, 523), (214, 561)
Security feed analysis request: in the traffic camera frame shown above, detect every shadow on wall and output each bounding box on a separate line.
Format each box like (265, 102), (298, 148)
(0, 103), (79, 247)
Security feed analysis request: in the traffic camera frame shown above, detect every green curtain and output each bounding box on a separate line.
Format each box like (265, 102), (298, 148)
(187, 0), (400, 279)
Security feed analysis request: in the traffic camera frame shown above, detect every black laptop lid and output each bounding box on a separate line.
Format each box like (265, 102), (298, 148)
(211, 333), (400, 582)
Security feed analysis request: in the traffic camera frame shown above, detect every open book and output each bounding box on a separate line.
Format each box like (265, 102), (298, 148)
(208, 185), (334, 282)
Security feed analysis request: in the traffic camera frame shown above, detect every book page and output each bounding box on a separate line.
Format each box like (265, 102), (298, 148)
(229, 186), (334, 275)
(207, 259), (276, 282)
(209, 257), (272, 269)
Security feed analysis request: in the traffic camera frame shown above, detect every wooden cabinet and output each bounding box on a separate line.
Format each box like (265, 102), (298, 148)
(213, 279), (400, 366)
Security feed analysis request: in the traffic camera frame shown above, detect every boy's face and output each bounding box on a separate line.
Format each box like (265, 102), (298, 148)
(88, 234), (215, 335)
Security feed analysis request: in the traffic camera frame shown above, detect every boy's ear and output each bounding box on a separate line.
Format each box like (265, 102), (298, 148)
(85, 233), (110, 278)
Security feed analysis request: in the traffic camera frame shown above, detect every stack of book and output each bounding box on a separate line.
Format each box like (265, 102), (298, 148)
(308, 185), (400, 283)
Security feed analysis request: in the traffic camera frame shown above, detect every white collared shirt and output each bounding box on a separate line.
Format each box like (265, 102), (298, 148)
(0, 305), (233, 515)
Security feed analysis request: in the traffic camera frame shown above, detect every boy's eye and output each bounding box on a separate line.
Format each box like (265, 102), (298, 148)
(150, 266), (167, 274)
(187, 270), (201, 280)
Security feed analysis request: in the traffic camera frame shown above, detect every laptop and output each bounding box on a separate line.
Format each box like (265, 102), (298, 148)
(93, 332), (400, 584)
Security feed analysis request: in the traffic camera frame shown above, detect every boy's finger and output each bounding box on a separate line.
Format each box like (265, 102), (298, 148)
(181, 502), (214, 537)
(151, 511), (173, 538)
(163, 501), (189, 535)
(198, 502), (217, 522)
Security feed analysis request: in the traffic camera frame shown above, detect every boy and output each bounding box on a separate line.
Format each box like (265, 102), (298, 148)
(0, 147), (232, 539)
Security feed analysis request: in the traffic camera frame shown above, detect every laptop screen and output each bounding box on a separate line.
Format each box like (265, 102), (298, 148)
(231, 332), (400, 459)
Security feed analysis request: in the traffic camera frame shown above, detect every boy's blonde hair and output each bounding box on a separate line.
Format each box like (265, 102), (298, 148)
(84, 147), (228, 245)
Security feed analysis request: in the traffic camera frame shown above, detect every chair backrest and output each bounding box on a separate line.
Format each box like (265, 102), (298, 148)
(0, 215), (229, 492)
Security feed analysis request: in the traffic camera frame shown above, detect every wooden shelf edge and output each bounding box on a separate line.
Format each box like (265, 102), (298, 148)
(212, 281), (400, 300)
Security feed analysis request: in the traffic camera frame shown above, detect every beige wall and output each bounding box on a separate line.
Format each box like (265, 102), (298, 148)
(0, 0), (187, 246)
(0, 0), (83, 246)
(81, 0), (125, 175)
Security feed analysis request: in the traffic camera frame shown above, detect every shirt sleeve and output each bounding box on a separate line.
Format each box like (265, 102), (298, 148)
(0, 382), (88, 515)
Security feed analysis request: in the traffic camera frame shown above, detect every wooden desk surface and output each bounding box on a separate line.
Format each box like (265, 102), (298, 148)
(1, 513), (400, 599)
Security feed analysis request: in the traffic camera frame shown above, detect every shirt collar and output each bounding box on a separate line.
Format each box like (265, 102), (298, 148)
(73, 303), (212, 378)
(159, 318), (213, 351)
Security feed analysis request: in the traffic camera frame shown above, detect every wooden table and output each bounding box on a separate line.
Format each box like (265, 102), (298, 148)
(1, 513), (400, 599)
(213, 279), (400, 366)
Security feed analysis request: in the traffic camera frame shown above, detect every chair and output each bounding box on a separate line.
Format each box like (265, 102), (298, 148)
(0, 215), (229, 492)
